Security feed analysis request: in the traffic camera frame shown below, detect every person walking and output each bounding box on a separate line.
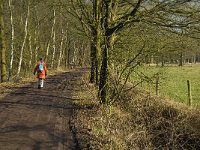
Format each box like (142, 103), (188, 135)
(34, 58), (47, 89)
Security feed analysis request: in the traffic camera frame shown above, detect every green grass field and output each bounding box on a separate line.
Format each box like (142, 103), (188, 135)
(132, 64), (200, 107)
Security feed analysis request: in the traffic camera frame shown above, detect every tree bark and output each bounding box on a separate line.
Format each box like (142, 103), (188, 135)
(64, 29), (69, 68)
(57, 29), (64, 69)
(179, 52), (183, 66)
(0, 0), (6, 82)
(51, 8), (56, 68)
(46, 10), (55, 64)
(45, 41), (50, 63)
(17, 2), (29, 76)
(72, 41), (77, 66)
(90, 41), (96, 83)
(89, 0), (101, 84)
(28, 34), (33, 73)
(99, 37), (109, 104)
(8, 0), (14, 81)
(98, 0), (111, 104)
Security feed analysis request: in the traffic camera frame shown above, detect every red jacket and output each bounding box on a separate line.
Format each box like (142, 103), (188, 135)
(34, 61), (47, 79)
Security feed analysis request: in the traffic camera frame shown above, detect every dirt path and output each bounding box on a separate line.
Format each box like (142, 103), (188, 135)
(0, 69), (86, 150)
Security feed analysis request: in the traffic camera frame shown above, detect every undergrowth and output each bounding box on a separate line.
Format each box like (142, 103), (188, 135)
(72, 73), (200, 150)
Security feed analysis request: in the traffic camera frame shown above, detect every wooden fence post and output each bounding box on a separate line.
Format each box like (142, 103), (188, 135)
(187, 80), (192, 106)
(155, 73), (159, 96)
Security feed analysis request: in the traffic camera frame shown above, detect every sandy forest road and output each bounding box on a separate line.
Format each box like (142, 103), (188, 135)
(0, 69), (86, 150)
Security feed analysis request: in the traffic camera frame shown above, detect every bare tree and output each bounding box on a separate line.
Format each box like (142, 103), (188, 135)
(16, 1), (30, 76)
(57, 29), (64, 69)
(70, 0), (102, 84)
(8, 0), (15, 81)
(50, 8), (56, 68)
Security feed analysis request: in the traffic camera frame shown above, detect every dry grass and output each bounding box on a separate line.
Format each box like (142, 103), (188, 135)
(0, 68), (68, 98)
(0, 75), (36, 99)
(120, 89), (200, 149)
(72, 74), (200, 150)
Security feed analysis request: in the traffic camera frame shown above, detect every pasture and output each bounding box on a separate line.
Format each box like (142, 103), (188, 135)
(132, 64), (200, 107)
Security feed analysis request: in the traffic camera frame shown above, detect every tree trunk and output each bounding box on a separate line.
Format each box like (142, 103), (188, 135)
(28, 34), (33, 74)
(72, 41), (77, 66)
(90, 37), (100, 84)
(99, 0), (109, 103)
(50, 8), (56, 69)
(45, 40), (50, 63)
(67, 47), (71, 67)
(66, 38), (71, 68)
(98, 0), (115, 104)
(33, 29), (39, 63)
(57, 29), (64, 69)
(99, 45), (108, 103)
(179, 52), (183, 66)
(95, 30), (101, 84)
(64, 30), (69, 68)
(0, 0), (6, 82)
(78, 42), (85, 67)
(17, 2), (29, 76)
(161, 54), (165, 67)
(89, 0), (101, 84)
(8, 0), (14, 81)
(90, 42), (96, 83)
(46, 12), (55, 64)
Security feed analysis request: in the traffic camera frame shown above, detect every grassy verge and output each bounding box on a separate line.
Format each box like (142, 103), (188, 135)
(72, 72), (200, 149)
(132, 64), (200, 107)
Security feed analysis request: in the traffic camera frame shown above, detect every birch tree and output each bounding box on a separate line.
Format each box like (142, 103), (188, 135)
(8, 0), (14, 81)
(28, 34), (33, 72)
(57, 8), (64, 69)
(57, 29), (64, 69)
(16, 1), (30, 76)
(50, 8), (56, 68)
(45, 20), (54, 63)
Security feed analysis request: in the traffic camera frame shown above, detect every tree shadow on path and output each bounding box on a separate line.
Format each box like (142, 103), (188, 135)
(0, 69), (88, 150)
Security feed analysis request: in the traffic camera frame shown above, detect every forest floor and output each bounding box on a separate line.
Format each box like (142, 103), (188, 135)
(0, 68), (88, 150)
